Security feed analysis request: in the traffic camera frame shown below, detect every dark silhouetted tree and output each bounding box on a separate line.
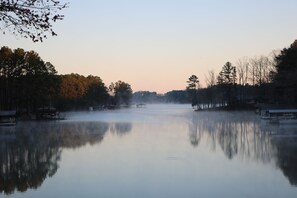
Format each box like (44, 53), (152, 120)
(0, 46), (58, 111)
(204, 70), (216, 108)
(165, 90), (189, 103)
(109, 81), (133, 106)
(0, 0), (68, 42)
(133, 91), (164, 103)
(84, 76), (109, 106)
(273, 40), (297, 104)
(217, 62), (237, 107)
(186, 75), (199, 107)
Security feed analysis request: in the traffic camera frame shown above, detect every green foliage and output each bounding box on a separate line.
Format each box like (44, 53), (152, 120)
(109, 81), (133, 106)
(0, 46), (114, 111)
(0, 46), (58, 111)
(58, 74), (109, 110)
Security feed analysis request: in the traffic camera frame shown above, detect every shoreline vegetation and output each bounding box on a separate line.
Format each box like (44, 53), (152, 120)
(1, 39), (297, 119)
(195, 103), (256, 112)
(0, 46), (133, 116)
(185, 39), (297, 112)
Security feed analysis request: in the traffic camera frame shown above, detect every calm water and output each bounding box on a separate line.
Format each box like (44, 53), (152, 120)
(1, 104), (297, 198)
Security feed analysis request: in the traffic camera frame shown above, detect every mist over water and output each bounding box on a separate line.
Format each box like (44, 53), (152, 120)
(1, 104), (297, 198)
(64, 104), (192, 123)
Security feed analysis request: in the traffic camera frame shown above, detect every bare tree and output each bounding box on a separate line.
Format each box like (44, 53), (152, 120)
(204, 70), (216, 108)
(0, 0), (68, 42)
(205, 70), (216, 88)
(249, 55), (273, 85)
(249, 57), (256, 85)
(236, 57), (249, 85)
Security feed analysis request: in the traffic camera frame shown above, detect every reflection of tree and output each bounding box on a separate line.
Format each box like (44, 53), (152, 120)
(188, 113), (203, 147)
(187, 112), (275, 162)
(272, 137), (297, 186)
(218, 122), (238, 159)
(56, 122), (109, 148)
(0, 121), (109, 195)
(188, 112), (297, 187)
(187, 111), (297, 187)
(110, 122), (133, 136)
(0, 132), (61, 194)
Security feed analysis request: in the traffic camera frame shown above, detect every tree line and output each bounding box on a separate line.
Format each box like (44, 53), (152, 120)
(187, 39), (297, 109)
(0, 46), (133, 112)
(132, 90), (190, 104)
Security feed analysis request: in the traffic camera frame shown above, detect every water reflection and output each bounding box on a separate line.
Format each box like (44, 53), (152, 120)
(188, 114), (203, 147)
(188, 112), (275, 160)
(272, 137), (297, 186)
(1, 108), (297, 197)
(188, 111), (297, 186)
(0, 135), (61, 195)
(0, 121), (109, 195)
(110, 122), (133, 136)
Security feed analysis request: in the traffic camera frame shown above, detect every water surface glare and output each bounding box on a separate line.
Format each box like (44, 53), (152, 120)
(1, 104), (297, 198)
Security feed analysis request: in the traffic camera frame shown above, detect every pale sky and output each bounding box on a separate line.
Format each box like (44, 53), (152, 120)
(2, 0), (297, 93)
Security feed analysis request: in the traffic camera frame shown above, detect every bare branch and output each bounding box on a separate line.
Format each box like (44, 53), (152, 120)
(0, 0), (68, 42)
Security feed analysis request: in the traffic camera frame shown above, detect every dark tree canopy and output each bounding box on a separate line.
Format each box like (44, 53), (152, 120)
(133, 91), (162, 103)
(0, 46), (58, 110)
(0, 0), (68, 42)
(218, 62), (237, 85)
(186, 75), (199, 107)
(57, 74), (109, 110)
(273, 40), (297, 104)
(186, 75), (199, 90)
(109, 81), (133, 106)
(0, 46), (133, 111)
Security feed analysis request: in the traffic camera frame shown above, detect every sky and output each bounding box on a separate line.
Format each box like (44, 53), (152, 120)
(1, 0), (297, 93)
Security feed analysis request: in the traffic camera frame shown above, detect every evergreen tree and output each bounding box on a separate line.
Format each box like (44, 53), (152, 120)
(217, 62), (237, 107)
(186, 75), (199, 107)
(273, 40), (297, 104)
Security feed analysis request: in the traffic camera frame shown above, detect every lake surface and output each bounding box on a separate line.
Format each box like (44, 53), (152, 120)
(1, 104), (297, 198)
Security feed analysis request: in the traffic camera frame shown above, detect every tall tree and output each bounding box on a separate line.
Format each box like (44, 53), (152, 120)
(220, 62), (236, 85)
(186, 75), (199, 108)
(217, 62), (237, 107)
(273, 40), (297, 104)
(205, 70), (216, 87)
(249, 56), (273, 86)
(205, 70), (216, 108)
(0, 0), (68, 42)
(236, 57), (249, 85)
(0, 46), (58, 110)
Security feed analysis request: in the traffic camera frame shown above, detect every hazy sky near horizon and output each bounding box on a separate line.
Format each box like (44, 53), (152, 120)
(2, 0), (297, 93)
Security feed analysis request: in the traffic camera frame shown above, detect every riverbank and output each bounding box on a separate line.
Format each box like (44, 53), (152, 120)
(196, 103), (256, 111)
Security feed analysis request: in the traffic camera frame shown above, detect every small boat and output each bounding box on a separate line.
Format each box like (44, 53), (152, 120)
(0, 110), (17, 126)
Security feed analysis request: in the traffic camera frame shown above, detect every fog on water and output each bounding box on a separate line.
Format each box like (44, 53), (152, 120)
(1, 104), (297, 198)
